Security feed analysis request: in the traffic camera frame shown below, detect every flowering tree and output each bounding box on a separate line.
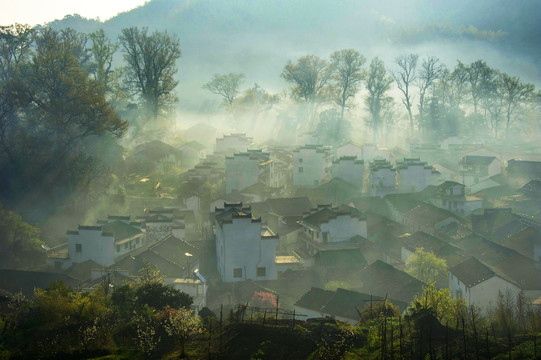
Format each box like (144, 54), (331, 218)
(161, 306), (203, 358)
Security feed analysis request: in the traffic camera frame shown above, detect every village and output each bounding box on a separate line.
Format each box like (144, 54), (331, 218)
(3, 126), (535, 327)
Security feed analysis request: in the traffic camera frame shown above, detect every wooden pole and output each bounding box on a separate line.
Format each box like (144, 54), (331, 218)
(220, 304), (223, 354)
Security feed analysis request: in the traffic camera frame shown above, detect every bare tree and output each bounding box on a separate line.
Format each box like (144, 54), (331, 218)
(89, 29), (119, 98)
(391, 54), (418, 133)
(499, 73), (535, 137)
(119, 27), (181, 119)
(365, 57), (393, 142)
(329, 49), (365, 122)
(417, 57), (444, 132)
(203, 73), (245, 108)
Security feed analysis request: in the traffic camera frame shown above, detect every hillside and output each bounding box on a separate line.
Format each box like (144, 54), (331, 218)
(45, 0), (541, 112)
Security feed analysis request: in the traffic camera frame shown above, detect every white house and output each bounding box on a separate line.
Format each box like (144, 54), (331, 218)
(215, 133), (253, 155)
(215, 203), (279, 282)
(430, 181), (483, 216)
(396, 158), (439, 193)
(449, 257), (521, 313)
(66, 225), (115, 268)
(299, 205), (367, 257)
(297, 131), (321, 146)
(459, 155), (502, 187)
(369, 159), (396, 197)
(330, 156), (364, 187)
(225, 150), (275, 193)
(335, 141), (363, 160)
(293, 145), (331, 187)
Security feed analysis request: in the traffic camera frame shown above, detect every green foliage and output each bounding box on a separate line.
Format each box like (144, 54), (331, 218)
(359, 300), (400, 323)
(203, 73), (245, 107)
(405, 247), (447, 284)
(329, 49), (365, 121)
(159, 306), (203, 357)
(0, 26), (126, 206)
(119, 27), (181, 119)
(0, 204), (42, 267)
(408, 282), (466, 325)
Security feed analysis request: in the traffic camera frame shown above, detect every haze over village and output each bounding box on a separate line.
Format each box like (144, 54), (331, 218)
(0, 0), (541, 359)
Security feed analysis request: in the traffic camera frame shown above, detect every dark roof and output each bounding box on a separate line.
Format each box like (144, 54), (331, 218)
(102, 221), (142, 242)
(439, 181), (465, 189)
(322, 288), (406, 321)
(315, 249), (367, 269)
(449, 257), (496, 287)
(404, 203), (460, 227)
(462, 155), (497, 166)
(149, 235), (198, 266)
(294, 287), (334, 311)
(359, 260), (425, 304)
(65, 260), (103, 281)
(264, 197), (312, 217)
(0, 270), (79, 297)
(493, 254), (541, 290)
(519, 180), (541, 194)
(134, 140), (182, 161)
(303, 206), (364, 230)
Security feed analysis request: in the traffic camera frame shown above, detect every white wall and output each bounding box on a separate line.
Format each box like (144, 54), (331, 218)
(320, 215), (367, 242)
(331, 159), (364, 186)
(68, 228), (115, 267)
(293, 148), (329, 187)
(216, 217), (278, 282)
(226, 154), (260, 193)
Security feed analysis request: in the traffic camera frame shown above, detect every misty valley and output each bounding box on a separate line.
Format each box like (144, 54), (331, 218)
(1, 0), (541, 359)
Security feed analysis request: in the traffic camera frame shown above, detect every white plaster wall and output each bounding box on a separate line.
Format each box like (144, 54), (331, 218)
(226, 155), (260, 193)
(293, 148), (328, 187)
(68, 229), (114, 267)
(320, 215), (367, 242)
(331, 161), (364, 186)
(469, 276), (521, 313)
(218, 218), (278, 282)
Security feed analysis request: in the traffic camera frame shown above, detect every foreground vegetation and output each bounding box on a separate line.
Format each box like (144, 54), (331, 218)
(1, 270), (541, 360)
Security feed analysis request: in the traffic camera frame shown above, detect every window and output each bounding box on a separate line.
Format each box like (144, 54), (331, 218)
(116, 246), (120, 252)
(75, 244), (82, 253)
(257, 267), (266, 277)
(124, 243), (128, 249)
(298, 167), (303, 173)
(233, 268), (243, 278)
(299, 158), (303, 163)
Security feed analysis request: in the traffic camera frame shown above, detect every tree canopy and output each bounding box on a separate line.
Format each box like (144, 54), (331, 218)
(119, 27), (181, 119)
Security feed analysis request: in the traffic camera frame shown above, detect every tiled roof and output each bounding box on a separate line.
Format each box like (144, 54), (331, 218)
(295, 287), (334, 311)
(449, 257), (496, 287)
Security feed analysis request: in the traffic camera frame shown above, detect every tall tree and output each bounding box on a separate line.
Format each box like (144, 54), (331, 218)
(391, 54), (418, 133)
(203, 73), (245, 108)
(281, 54), (334, 126)
(0, 27), (126, 202)
(465, 60), (493, 115)
(0, 24), (34, 82)
(88, 29), (119, 99)
(365, 57), (393, 142)
(499, 73), (535, 137)
(417, 56), (444, 133)
(119, 27), (181, 118)
(329, 49), (365, 122)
